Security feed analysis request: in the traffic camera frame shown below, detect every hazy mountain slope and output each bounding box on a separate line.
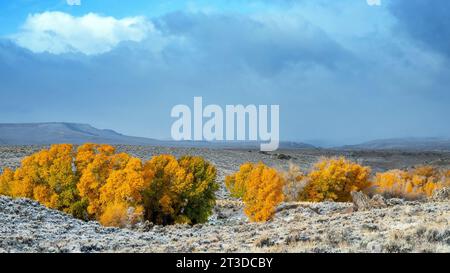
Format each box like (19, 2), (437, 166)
(0, 123), (159, 145)
(0, 123), (315, 149)
(341, 138), (450, 151)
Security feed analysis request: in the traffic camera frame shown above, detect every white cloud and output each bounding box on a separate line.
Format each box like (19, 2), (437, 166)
(12, 12), (155, 55)
(67, 0), (81, 6)
(367, 0), (381, 6)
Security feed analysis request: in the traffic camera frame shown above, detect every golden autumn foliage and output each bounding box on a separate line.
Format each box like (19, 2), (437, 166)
(99, 202), (144, 228)
(226, 158), (450, 221)
(225, 158), (370, 221)
(0, 168), (14, 196)
(4, 144), (449, 226)
(225, 162), (285, 222)
(77, 146), (132, 220)
(300, 157), (371, 202)
(243, 163), (285, 222)
(225, 163), (254, 198)
(142, 155), (218, 225)
(98, 157), (148, 226)
(76, 144), (130, 218)
(373, 166), (449, 200)
(99, 202), (130, 228)
(0, 143), (218, 227)
(0, 144), (80, 214)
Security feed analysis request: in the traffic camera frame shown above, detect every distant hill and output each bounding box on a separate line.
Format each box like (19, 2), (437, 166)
(0, 123), (315, 149)
(340, 137), (450, 151)
(203, 140), (316, 150)
(278, 141), (316, 150)
(0, 123), (160, 145)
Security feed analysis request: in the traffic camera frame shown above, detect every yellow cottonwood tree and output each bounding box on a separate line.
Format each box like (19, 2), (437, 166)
(242, 163), (285, 222)
(373, 170), (412, 198)
(300, 157), (371, 202)
(0, 168), (14, 196)
(99, 157), (148, 227)
(225, 163), (253, 199)
(373, 166), (449, 199)
(0, 144), (82, 216)
(177, 155), (218, 224)
(226, 162), (285, 222)
(142, 155), (218, 225)
(142, 155), (184, 225)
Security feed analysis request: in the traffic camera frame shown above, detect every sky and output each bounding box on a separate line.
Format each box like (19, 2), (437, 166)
(0, 0), (449, 146)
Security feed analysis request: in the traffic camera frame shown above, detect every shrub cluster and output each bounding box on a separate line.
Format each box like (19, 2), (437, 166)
(226, 157), (371, 221)
(373, 166), (450, 200)
(226, 157), (449, 222)
(0, 144), (218, 227)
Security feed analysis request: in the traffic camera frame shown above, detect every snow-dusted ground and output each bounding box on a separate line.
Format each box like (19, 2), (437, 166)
(1, 196), (449, 253)
(0, 145), (449, 253)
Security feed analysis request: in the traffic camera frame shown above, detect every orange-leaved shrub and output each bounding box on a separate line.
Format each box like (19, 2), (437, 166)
(0, 143), (218, 227)
(372, 166), (449, 200)
(225, 162), (285, 222)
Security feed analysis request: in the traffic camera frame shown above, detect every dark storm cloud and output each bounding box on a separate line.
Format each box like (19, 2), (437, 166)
(389, 0), (450, 59)
(155, 12), (351, 76)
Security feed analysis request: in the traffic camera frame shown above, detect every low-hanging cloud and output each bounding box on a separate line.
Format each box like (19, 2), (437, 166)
(389, 0), (450, 59)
